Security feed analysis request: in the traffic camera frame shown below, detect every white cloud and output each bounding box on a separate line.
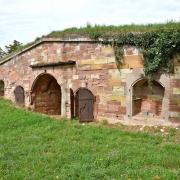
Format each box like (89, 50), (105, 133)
(0, 0), (179, 48)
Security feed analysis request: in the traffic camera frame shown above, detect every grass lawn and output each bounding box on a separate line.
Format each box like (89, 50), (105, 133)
(0, 98), (179, 179)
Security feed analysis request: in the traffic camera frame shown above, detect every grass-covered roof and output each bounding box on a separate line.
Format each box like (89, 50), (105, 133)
(44, 21), (180, 39)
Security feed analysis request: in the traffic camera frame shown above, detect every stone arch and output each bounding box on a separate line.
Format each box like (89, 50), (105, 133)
(132, 79), (165, 117)
(131, 77), (165, 90)
(125, 71), (169, 119)
(14, 86), (25, 105)
(0, 80), (5, 96)
(75, 88), (95, 122)
(31, 73), (61, 115)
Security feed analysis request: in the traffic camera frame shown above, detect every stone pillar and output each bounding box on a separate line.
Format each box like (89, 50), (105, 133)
(60, 81), (71, 119)
(61, 85), (66, 117)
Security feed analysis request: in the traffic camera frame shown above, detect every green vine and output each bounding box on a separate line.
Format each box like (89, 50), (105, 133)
(111, 30), (180, 77)
(1, 23), (179, 79)
(113, 45), (124, 69)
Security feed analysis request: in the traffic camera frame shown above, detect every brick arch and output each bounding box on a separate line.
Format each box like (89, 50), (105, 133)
(132, 79), (165, 117)
(131, 77), (165, 89)
(125, 72), (170, 119)
(0, 80), (5, 96)
(31, 73), (61, 115)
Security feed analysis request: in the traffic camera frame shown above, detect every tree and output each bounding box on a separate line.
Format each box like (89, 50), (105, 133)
(0, 47), (6, 59)
(5, 40), (23, 54)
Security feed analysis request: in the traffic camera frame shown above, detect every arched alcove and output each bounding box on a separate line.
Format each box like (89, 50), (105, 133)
(132, 79), (165, 117)
(31, 73), (61, 115)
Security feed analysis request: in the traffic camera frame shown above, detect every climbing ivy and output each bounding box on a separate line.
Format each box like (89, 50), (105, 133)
(1, 22), (180, 78)
(46, 22), (180, 77)
(111, 30), (180, 77)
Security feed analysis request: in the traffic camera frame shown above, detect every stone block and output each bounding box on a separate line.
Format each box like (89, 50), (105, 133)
(108, 79), (121, 86)
(101, 46), (114, 54)
(93, 58), (107, 65)
(91, 64), (104, 70)
(112, 86), (125, 95)
(79, 59), (94, 65)
(73, 75), (79, 80)
(169, 112), (180, 119)
(173, 88), (180, 95)
(108, 69), (121, 77)
(122, 55), (144, 69)
(109, 95), (126, 104)
(91, 74), (100, 79)
(107, 57), (116, 64)
(174, 66), (180, 74)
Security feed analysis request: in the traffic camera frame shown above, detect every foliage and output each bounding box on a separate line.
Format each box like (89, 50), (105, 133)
(0, 98), (179, 179)
(5, 40), (23, 55)
(46, 21), (180, 77)
(46, 21), (180, 39)
(1, 22), (180, 77)
(112, 30), (180, 76)
(0, 40), (23, 61)
(0, 47), (6, 59)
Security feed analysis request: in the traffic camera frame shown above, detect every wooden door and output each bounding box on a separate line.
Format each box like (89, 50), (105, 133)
(0, 80), (4, 96)
(76, 88), (94, 122)
(14, 86), (25, 105)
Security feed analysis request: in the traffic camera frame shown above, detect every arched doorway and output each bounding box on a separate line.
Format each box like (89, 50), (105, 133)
(75, 88), (95, 122)
(132, 79), (165, 117)
(31, 74), (61, 115)
(14, 86), (25, 105)
(0, 80), (4, 96)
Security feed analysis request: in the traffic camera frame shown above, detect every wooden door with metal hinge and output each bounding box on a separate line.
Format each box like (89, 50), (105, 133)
(75, 88), (95, 122)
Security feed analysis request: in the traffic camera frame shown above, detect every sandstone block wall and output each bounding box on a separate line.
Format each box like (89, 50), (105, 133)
(0, 39), (179, 123)
(169, 56), (180, 122)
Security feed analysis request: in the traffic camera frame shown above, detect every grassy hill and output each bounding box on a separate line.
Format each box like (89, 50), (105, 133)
(0, 98), (179, 179)
(45, 21), (180, 39)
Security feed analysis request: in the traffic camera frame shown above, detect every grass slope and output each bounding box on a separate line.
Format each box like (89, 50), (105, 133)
(46, 22), (180, 39)
(0, 98), (179, 179)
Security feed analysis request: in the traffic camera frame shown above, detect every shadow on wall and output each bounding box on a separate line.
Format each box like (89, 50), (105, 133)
(0, 80), (4, 96)
(31, 73), (61, 115)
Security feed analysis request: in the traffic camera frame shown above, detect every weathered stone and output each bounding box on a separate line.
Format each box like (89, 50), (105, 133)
(0, 39), (178, 125)
(173, 88), (180, 95)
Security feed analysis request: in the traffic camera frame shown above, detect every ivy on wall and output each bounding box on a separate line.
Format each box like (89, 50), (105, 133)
(46, 22), (180, 77)
(111, 30), (180, 77)
(1, 22), (180, 79)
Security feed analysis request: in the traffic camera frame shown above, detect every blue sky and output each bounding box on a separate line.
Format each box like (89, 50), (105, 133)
(0, 0), (180, 48)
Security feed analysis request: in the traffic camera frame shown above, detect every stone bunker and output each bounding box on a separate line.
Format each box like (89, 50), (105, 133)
(0, 38), (179, 125)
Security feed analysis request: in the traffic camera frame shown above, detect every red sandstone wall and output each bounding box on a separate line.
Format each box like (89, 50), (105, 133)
(0, 41), (178, 123)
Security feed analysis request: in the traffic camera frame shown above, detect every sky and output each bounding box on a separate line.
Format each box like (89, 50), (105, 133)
(0, 0), (180, 48)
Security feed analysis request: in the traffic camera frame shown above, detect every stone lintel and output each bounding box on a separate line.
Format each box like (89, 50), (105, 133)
(30, 60), (76, 68)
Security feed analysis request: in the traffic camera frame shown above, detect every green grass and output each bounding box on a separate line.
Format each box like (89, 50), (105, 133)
(46, 21), (180, 39)
(0, 98), (179, 179)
